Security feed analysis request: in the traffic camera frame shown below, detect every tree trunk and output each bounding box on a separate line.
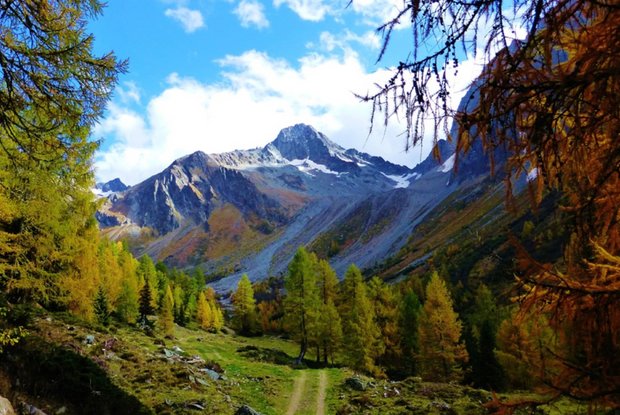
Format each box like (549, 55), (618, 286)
(296, 339), (307, 364)
(323, 343), (328, 366)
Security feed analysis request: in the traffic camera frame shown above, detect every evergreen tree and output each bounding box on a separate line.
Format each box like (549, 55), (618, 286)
(399, 289), (422, 375)
(116, 278), (139, 324)
(93, 286), (110, 327)
(137, 256), (158, 310)
(211, 300), (224, 331)
(284, 247), (319, 363)
(139, 278), (154, 325)
(196, 291), (213, 330)
(159, 285), (175, 338)
(231, 274), (256, 335)
(368, 276), (401, 370)
(418, 272), (468, 382)
(315, 258), (342, 364)
(465, 284), (505, 390)
(476, 319), (505, 391)
(173, 285), (186, 326)
(0, 0), (124, 322)
(339, 265), (383, 375)
(365, 0), (620, 403)
(317, 299), (342, 365)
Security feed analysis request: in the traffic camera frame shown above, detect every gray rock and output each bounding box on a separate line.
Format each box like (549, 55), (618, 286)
(0, 396), (15, 415)
(200, 368), (220, 381)
(344, 377), (366, 391)
(163, 348), (175, 358)
(84, 334), (95, 345)
(20, 402), (47, 415)
(235, 404), (262, 415)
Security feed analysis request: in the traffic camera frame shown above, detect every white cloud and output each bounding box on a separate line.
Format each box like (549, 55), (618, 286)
(95, 49), (483, 185)
(164, 6), (205, 32)
(312, 30), (380, 52)
(272, 0), (333, 21)
(349, 0), (405, 26)
(234, 0), (270, 29)
(271, 0), (405, 24)
(115, 81), (141, 105)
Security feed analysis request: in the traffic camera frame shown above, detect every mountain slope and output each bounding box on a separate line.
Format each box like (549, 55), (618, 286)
(97, 124), (468, 289)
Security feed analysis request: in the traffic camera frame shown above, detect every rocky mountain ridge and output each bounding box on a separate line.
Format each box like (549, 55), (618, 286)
(96, 124), (474, 290)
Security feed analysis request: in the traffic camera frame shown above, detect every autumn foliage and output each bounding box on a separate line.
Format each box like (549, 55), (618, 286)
(363, 0), (620, 405)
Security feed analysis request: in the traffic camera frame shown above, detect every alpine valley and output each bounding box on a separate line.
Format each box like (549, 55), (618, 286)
(95, 122), (504, 291)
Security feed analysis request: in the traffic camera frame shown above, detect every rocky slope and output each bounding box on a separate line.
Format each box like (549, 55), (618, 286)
(97, 124), (483, 291)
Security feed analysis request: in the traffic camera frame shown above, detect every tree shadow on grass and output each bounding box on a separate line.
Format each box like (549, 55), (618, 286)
(2, 336), (152, 414)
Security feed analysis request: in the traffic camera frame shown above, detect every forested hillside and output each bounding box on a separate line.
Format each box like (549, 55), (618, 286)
(1, 0), (618, 414)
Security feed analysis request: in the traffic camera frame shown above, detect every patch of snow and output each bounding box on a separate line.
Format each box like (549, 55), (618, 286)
(290, 158), (339, 176)
(335, 153), (354, 163)
(382, 172), (420, 189)
(527, 167), (538, 182)
(91, 188), (113, 198)
(439, 153), (456, 173)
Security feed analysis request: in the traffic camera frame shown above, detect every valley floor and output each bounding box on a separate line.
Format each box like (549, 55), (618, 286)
(0, 314), (600, 415)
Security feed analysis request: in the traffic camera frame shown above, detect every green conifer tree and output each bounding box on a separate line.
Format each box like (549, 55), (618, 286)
(137, 256), (158, 310)
(466, 284), (505, 390)
(159, 285), (175, 338)
(232, 274), (256, 335)
(0, 0), (125, 312)
(339, 265), (383, 375)
(116, 278), (139, 324)
(368, 276), (401, 370)
(418, 272), (468, 382)
(284, 247), (319, 363)
(139, 278), (154, 325)
(316, 258), (342, 365)
(94, 286), (110, 327)
(400, 289), (422, 375)
(196, 291), (213, 330)
(211, 300), (224, 331)
(477, 319), (505, 390)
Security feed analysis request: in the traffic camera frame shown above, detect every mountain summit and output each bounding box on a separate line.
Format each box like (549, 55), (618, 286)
(97, 124), (460, 290)
(266, 124), (359, 173)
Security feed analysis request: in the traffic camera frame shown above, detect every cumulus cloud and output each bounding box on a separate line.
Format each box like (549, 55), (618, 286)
(348, 0), (405, 26)
(234, 0), (270, 29)
(272, 0), (333, 21)
(310, 30), (380, 52)
(94, 48), (483, 185)
(271, 0), (405, 25)
(164, 6), (205, 32)
(115, 81), (141, 105)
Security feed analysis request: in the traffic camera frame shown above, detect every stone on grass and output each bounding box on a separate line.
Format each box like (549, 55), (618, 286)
(235, 404), (262, 415)
(345, 377), (366, 391)
(201, 368), (220, 381)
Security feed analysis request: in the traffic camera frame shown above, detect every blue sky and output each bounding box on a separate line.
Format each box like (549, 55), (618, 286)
(89, 0), (498, 185)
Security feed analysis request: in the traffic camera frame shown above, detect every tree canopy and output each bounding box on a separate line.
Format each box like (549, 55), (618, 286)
(0, 1), (126, 156)
(0, 0), (125, 305)
(364, 0), (619, 404)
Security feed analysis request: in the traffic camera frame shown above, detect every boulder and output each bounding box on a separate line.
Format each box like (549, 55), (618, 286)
(200, 368), (220, 381)
(20, 402), (47, 415)
(235, 404), (262, 415)
(0, 396), (15, 415)
(344, 377), (366, 391)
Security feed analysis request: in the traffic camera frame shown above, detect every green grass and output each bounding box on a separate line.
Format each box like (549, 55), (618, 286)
(4, 314), (604, 415)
